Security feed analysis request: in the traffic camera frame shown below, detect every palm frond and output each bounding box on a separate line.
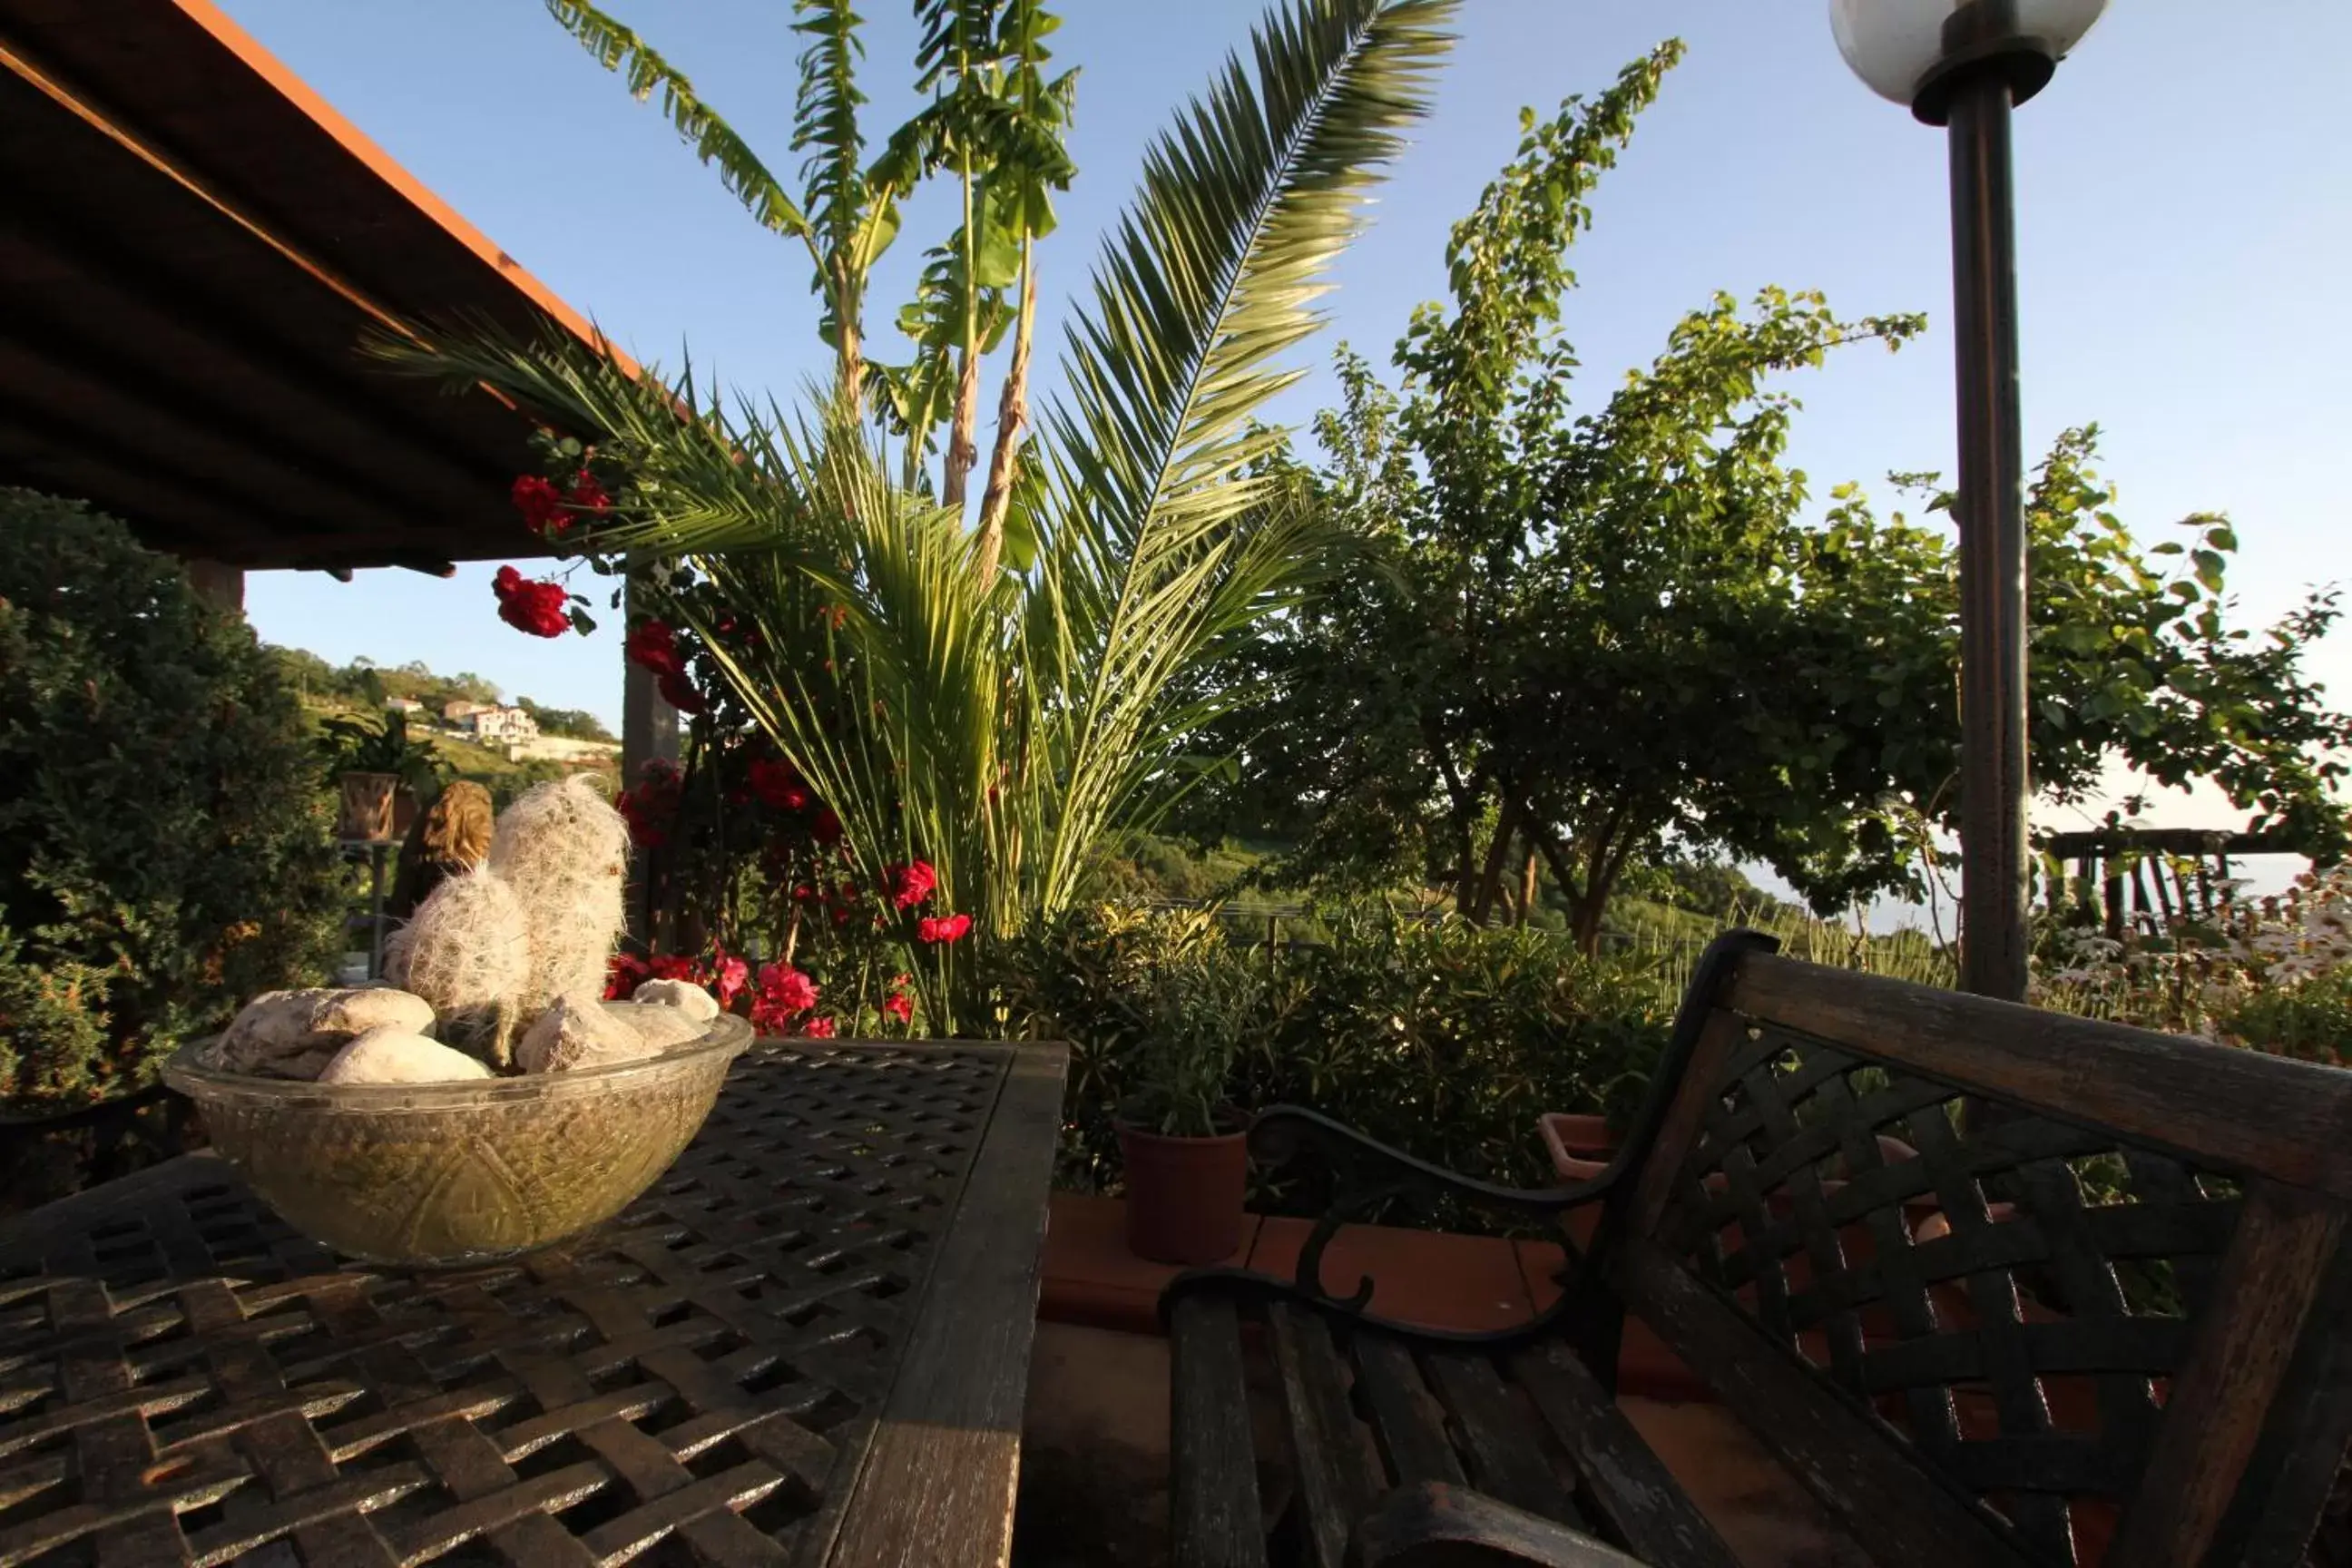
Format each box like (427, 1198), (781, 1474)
(1032, 0), (1457, 909)
(543, 0), (814, 249)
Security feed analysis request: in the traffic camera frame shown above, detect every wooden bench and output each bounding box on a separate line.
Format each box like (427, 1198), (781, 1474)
(1162, 931), (2352, 1567)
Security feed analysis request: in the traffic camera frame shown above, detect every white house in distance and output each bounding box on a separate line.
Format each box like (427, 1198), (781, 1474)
(383, 696), (423, 715)
(441, 699), (490, 724)
(466, 705), (540, 745)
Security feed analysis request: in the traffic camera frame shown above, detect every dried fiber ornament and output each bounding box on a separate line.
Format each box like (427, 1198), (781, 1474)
(386, 867), (530, 1068)
(489, 775), (632, 1011)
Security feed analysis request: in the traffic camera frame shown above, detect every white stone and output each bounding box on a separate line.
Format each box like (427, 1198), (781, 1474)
(213, 987), (436, 1076)
(627, 1004), (706, 1051)
(517, 992), (658, 1073)
(317, 1029), (492, 1084)
(632, 978), (720, 1022)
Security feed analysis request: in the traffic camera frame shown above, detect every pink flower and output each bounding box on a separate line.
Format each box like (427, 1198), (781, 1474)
(888, 861), (936, 911)
(711, 953), (750, 1009)
(493, 565), (572, 638)
(916, 912), (973, 945)
(882, 991), (914, 1026)
(799, 1014), (837, 1039)
(756, 962), (818, 1016)
(648, 953), (699, 983)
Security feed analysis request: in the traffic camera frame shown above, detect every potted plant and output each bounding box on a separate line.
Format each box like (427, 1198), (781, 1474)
(318, 711), (441, 841)
(1117, 956), (1260, 1265)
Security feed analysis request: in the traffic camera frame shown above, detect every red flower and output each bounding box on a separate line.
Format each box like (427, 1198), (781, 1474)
(791, 883), (818, 904)
(625, 620), (686, 679)
(916, 912), (973, 945)
(494, 565), (572, 638)
(512, 475), (568, 535)
(799, 1015), (838, 1039)
(648, 953), (699, 983)
(888, 861), (937, 911)
(657, 668), (708, 715)
(754, 962), (818, 1017)
(812, 808), (844, 846)
(567, 468), (611, 514)
(615, 759), (683, 848)
(603, 951), (651, 1001)
(882, 991), (915, 1025)
(748, 758), (810, 812)
(711, 953), (750, 1009)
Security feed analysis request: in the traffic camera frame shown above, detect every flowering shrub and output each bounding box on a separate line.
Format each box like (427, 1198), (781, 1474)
(2032, 862), (2352, 1064)
(488, 435), (975, 1032)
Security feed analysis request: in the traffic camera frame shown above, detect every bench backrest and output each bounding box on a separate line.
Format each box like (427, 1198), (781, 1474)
(1598, 932), (2352, 1568)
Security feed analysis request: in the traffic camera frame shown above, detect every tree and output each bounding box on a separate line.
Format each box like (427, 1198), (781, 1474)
(384, 0), (1461, 1031)
(0, 492), (344, 1105)
(1207, 48), (2351, 952)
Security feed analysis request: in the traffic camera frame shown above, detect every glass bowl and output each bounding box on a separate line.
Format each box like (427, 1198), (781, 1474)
(163, 1007), (752, 1267)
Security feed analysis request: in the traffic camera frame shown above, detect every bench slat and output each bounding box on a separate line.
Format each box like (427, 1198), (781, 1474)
(1510, 1342), (1745, 1568)
(1611, 1239), (2027, 1568)
(1420, 1348), (1585, 1528)
(1268, 1303), (1383, 1568)
(1353, 1336), (1465, 1490)
(1170, 1294), (1269, 1568)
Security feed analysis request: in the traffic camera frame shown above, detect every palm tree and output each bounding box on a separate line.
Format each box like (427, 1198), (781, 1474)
(377, 0), (1458, 1029)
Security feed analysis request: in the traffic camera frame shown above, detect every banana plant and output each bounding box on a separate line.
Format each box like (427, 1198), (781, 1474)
(383, 0), (1460, 1028)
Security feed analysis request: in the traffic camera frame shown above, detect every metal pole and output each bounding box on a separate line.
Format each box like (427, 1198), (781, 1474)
(1946, 68), (2031, 1003)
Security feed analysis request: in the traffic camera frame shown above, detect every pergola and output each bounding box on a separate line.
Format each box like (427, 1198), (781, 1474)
(0, 0), (673, 777)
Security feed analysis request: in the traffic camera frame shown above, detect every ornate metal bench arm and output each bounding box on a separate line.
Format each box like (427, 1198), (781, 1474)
(1247, 1105), (1618, 1316)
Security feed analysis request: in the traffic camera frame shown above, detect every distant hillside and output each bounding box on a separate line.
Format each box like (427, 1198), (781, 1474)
(266, 645), (613, 742)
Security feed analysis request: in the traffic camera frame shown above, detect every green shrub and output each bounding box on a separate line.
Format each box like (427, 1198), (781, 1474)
(999, 903), (1674, 1208)
(0, 491), (344, 1106)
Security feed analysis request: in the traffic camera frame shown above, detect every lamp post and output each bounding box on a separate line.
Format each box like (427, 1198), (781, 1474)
(1830, 0), (2108, 1002)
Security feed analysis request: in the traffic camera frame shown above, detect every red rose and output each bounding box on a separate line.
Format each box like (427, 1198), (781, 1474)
(888, 861), (936, 911)
(882, 992), (914, 1025)
(624, 620), (686, 679)
(812, 808), (844, 846)
(916, 912), (972, 945)
(615, 759), (683, 848)
(657, 668), (708, 715)
(512, 475), (568, 535)
(567, 469), (611, 514)
(799, 1015), (837, 1039)
(493, 565), (572, 638)
(748, 758), (810, 811)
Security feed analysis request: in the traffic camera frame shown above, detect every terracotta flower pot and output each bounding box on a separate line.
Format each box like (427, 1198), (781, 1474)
(1119, 1113), (1250, 1266)
(337, 771), (400, 841)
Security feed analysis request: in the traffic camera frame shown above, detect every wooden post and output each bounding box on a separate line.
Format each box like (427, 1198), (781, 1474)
(183, 557), (246, 613)
(622, 570), (681, 952)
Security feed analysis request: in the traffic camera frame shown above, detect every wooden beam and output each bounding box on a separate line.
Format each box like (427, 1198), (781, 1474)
(0, 212), (514, 501)
(0, 326), (442, 544)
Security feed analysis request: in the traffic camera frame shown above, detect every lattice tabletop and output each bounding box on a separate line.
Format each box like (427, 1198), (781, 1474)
(0, 1040), (1069, 1568)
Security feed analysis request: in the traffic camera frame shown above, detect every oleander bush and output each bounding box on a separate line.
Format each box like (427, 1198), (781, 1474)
(0, 491), (344, 1108)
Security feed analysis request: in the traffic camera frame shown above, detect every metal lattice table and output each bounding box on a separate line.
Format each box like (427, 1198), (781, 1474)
(0, 1040), (1069, 1568)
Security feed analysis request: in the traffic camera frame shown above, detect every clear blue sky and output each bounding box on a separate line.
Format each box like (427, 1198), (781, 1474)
(227, 0), (2351, 853)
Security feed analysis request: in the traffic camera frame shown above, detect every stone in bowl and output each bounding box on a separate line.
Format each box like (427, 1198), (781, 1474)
(163, 1006), (751, 1267)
